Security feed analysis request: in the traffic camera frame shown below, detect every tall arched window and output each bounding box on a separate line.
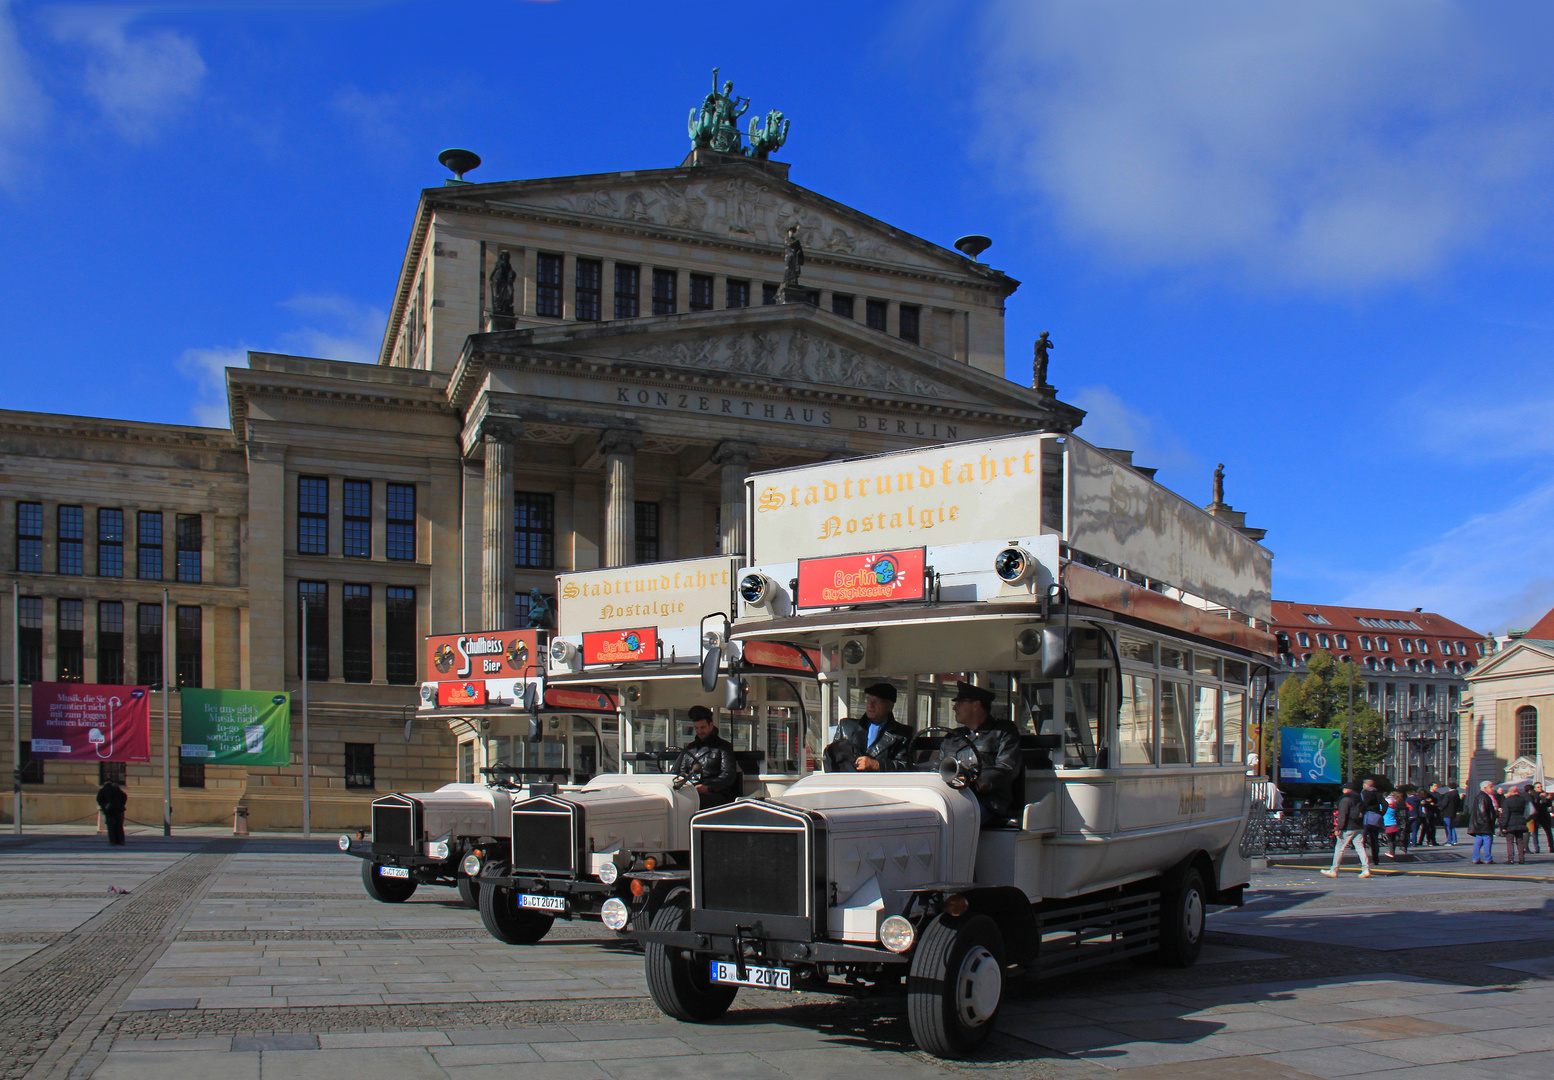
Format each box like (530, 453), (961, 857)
(1518, 706), (1538, 757)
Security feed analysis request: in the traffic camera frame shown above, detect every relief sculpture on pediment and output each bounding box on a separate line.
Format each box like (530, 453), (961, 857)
(621, 328), (946, 399)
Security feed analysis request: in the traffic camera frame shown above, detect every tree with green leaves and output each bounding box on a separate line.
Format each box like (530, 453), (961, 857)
(1266, 651), (1391, 780)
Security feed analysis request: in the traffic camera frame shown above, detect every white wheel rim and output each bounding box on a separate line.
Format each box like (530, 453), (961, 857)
(1183, 889), (1204, 945)
(955, 945), (1002, 1028)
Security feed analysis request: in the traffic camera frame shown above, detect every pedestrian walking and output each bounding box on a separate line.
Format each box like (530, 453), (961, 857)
(1500, 785), (1531, 865)
(1361, 779), (1383, 864)
(95, 778), (127, 846)
(1469, 780), (1500, 864)
(1382, 791), (1405, 858)
(1418, 788), (1439, 847)
(1528, 783), (1553, 854)
(1406, 790), (1424, 846)
(1322, 782), (1372, 878)
(1435, 783), (1461, 846)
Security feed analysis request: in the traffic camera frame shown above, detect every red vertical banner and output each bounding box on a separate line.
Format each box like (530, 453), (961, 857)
(30, 683), (151, 762)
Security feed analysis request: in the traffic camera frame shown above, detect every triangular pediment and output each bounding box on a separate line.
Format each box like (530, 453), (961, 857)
(465, 305), (1077, 424)
(433, 163), (999, 280)
(1471, 640), (1554, 680)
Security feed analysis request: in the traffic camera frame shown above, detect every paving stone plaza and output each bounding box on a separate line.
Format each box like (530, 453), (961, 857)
(1, 830), (1551, 1080)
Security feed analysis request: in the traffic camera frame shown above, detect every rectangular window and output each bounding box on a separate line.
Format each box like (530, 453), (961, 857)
(1160, 680), (1190, 764)
(635, 501), (661, 564)
(297, 477), (327, 555)
(343, 584), (372, 683)
(652, 268), (677, 315)
(762, 283), (778, 306)
(57, 599), (83, 682)
(614, 264), (640, 319)
(726, 278), (750, 308)
(386, 586), (416, 685)
(386, 483), (416, 561)
(58, 506), (83, 575)
(832, 294), (855, 319)
(16, 502), (41, 573)
(899, 304), (921, 344)
(98, 508), (123, 577)
(1193, 686), (1220, 763)
(136, 603), (162, 688)
(575, 257), (602, 321)
(98, 601), (124, 685)
(536, 252), (563, 317)
(99, 761), (126, 785)
(1118, 673), (1155, 766)
(865, 298), (888, 331)
(343, 480), (371, 559)
(1221, 692), (1245, 763)
(137, 511), (163, 579)
(345, 743), (375, 789)
(175, 605), (201, 688)
(176, 514), (201, 583)
(18, 742), (42, 784)
(17, 597), (40, 683)
(514, 492), (555, 569)
(298, 581), (327, 681)
(179, 752), (205, 789)
(689, 273), (713, 311)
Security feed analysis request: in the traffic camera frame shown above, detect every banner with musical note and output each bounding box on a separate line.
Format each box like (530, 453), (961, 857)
(1279, 726), (1341, 784)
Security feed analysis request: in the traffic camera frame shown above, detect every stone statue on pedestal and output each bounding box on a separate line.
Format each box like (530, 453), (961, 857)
(488, 251), (516, 330)
(1213, 463), (1225, 506)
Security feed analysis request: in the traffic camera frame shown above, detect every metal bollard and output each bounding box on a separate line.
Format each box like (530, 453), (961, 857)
(233, 805), (250, 836)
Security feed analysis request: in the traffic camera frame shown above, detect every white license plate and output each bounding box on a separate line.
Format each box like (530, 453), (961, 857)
(379, 866), (410, 879)
(518, 893), (566, 912)
(710, 961), (791, 990)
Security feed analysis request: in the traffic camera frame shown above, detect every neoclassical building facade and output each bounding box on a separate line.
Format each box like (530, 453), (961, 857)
(0, 140), (1082, 829)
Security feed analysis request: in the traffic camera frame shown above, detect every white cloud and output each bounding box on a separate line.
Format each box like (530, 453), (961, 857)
(0, 0), (48, 185)
(1344, 478), (1554, 634)
(973, 0), (1554, 289)
(177, 345), (244, 428)
(178, 295), (387, 426)
(52, 8), (205, 141)
(1066, 384), (1200, 477)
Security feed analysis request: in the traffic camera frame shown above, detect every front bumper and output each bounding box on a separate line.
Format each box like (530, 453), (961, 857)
(632, 923), (903, 966)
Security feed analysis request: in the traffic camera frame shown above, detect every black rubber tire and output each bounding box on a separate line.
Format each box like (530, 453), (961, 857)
(361, 861), (417, 903)
(907, 913), (1006, 1058)
(457, 875), (480, 909)
(643, 900), (736, 1022)
(1156, 867), (1207, 968)
(478, 883), (555, 944)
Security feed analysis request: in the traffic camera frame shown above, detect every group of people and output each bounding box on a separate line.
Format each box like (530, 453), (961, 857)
(676, 681), (1026, 827)
(1324, 776), (1554, 875)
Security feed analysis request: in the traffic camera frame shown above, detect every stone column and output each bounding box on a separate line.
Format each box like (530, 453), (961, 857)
(480, 417), (523, 629)
(712, 441), (759, 557)
(599, 429), (644, 567)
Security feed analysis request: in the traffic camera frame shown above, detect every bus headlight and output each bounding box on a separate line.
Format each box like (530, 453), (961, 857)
(597, 861), (619, 885)
(461, 853), (482, 877)
(739, 573), (772, 605)
(994, 547), (1035, 584)
(337, 834), (352, 852)
(427, 841), (450, 860)
(600, 897), (630, 931)
(879, 915), (915, 953)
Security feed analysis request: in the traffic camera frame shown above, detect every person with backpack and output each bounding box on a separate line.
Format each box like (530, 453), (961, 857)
(1321, 782), (1372, 878)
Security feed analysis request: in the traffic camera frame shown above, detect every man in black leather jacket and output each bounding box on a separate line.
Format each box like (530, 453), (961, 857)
(673, 706), (739, 810)
(825, 683), (913, 772)
(938, 682), (1023, 825)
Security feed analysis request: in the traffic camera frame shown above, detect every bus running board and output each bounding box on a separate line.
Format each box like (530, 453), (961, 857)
(1034, 891), (1161, 978)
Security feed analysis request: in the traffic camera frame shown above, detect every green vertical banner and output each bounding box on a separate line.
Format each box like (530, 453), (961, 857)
(179, 689), (291, 765)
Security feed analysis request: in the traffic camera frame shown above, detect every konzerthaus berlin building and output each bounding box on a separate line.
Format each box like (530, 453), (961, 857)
(0, 104), (1083, 829)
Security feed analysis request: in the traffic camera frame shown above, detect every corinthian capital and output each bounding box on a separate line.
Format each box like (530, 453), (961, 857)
(711, 440), (760, 467)
(597, 428), (645, 456)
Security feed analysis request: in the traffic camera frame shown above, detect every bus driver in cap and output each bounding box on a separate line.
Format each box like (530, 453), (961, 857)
(825, 683), (913, 772)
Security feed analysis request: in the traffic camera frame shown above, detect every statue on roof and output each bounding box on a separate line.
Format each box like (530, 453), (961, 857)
(1213, 463), (1225, 506)
(1033, 331), (1054, 391)
(688, 68), (750, 154)
(748, 110), (789, 159)
(488, 250), (516, 330)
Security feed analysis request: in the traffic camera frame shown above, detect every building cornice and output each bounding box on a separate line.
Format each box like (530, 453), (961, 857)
(0, 409), (241, 452)
(228, 357), (455, 437)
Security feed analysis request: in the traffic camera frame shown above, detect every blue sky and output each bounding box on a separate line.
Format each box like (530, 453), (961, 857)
(2, 0), (1551, 633)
